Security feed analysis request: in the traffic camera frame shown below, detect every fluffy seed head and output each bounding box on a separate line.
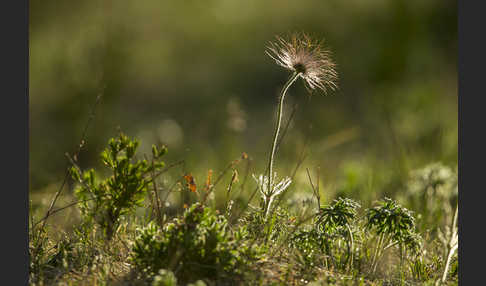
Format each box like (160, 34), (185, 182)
(266, 32), (338, 94)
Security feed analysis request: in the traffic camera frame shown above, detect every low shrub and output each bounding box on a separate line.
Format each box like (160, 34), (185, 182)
(70, 132), (167, 239)
(130, 203), (264, 284)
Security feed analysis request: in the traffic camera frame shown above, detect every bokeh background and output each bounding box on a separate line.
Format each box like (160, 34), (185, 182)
(30, 0), (457, 212)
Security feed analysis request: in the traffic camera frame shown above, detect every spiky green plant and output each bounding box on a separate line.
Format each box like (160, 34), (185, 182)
(365, 198), (422, 274)
(317, 197), (361, 271)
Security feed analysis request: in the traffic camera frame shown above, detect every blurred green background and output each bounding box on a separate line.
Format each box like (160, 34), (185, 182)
(30, 0), (457, 208)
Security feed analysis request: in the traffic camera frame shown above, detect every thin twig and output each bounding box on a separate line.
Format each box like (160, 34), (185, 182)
(226, 169), (238, 199)
(275, 101), (298, 151)
(149, 160), (185, 180)
(233, 155), (252, 200)
(35, 91), (103, 235)
(149, 155), (163, 226)
(203, 155), (244, 204)
(144, 156), (157, 221)
(34, 196), (110, 226)
(306, 168), (318, 207)
(160, 160), (187, 213)
(273, 137), (309, 209)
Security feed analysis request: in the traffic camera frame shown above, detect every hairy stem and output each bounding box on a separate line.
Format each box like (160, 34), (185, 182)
(265, 71), (300, 217)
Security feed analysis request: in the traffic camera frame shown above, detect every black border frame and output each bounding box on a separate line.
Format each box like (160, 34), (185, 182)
(458, 0), (483, 284)
(1, 0), (29, 284)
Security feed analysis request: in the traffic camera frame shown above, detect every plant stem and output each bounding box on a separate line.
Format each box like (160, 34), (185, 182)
(441, 204), (458, 283)
(346, 223), (354, 272)
(265, 71), (300, 217)
(371, 233), (385, 274)
(373, 235), (391, 274)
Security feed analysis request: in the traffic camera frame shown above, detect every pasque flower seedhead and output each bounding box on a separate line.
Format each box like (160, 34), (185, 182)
(266, 32), (338, 94)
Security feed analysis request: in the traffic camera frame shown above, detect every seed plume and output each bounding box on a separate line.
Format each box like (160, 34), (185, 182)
(266, 32), (338, 94)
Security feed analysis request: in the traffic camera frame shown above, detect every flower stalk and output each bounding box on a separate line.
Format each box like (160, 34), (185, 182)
(266, 71), (300, 209)
(257, 32), (338, 232)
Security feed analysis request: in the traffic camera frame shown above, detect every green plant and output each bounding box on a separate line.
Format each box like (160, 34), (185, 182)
(240, 204), (295, 244)
(365, 198), (422, 274)
(70, 132), (167, 240)
(288, 198), (361, 273)
(317, 197), (361, 271)
(29, 223), (106, 285)
(131, 202), (264, 284)
(290, 228), (329, 269)
(29, 224), (50, 284)
(408, 254), (442, 283)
